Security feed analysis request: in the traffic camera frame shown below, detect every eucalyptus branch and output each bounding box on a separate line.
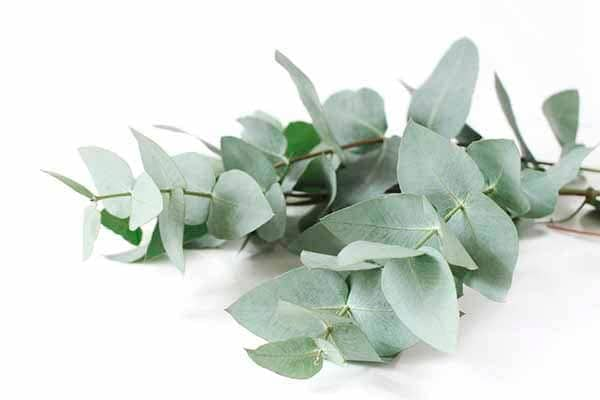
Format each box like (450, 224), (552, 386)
(94, 189), (212, 201)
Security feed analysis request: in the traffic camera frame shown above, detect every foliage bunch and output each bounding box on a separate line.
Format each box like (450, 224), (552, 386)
(46, 38), (597, 379)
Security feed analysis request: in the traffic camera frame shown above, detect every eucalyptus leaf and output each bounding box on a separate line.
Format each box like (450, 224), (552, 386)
(238, 115), (287, 156)
(101, 209), (143, 245)
(252, 110), (284, 131)
(287, 222), (346, 256)
(43, 170), (95, 199)
(158, 188), (185, 272)
(131, 128), (186, 189)
(382, 247), (458, 352)
(542, 89), (579, 148)
(314, 338), (345, 365)
(408, 38), (479, 138)
(153, 124), (222, 156)
(208, 170), (273, 239)
(257, 183), (286, 242)
(338, 241), (424, 265)
(79, 146), (134, 218)
(275, 51), (345, 161)
(298, 155), (337, 230)
(246, 337), (322, 379)
(323, 88), (387, 146)
(300, 250), (377, 272)
(129, 172), (163, 230)
(494, 74), (536, 163)
(173, 153), (215, 225)
(82, 205), (101, 261)
(221, 136), (279, 191)
(467, 139), (530, 216)
(284, 121), (320, 158)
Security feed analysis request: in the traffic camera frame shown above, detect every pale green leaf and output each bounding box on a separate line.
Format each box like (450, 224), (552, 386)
(543, 89), (579, 148)
(467, 139), (530, 216)
(131, 128), (186, 189)
(347, 269), (419, 356)
(408, 38), (479, 138)
(221, 136), (279, 191)
(300, 250), (377, 272)
(173, 153), (215, 224)
(314, 338), (345, 365)
(299, 155), (337, 230)
(238, 115), (287, 156)
(287, 222), (346, 256)
(82, 205), (101, 261)
(494, 74), (536, 162)
(246, 337), (322, 379)
(153, 124), (222, 156)
(158, 188), (185, 271)
(338, 241), (424, 265)
(382, 247), (458, 352)
(79, 146), (134, 218)
(253, 110), (284, 131)
(257, 183), (286, 242)
(208, 170), (273, 239)
(43, 170), (95, 199)
(129, 172), (163, 230)
(328, 322), (382, 362)
(275, 51), (345, 161)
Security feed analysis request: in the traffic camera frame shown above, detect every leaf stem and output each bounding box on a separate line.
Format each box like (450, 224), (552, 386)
(546, 224), (600, 237)
(94, 189), (212, 201)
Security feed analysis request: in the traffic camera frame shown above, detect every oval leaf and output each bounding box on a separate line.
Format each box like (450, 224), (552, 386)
(173, 153), (215, 225)
(246, 337), (322, 379)
(129, 172), (163, 230)
(158, 188), (185, 271)
(82, 205), (101, 261)
(257, 183), (287, 242)
(542, 89), (579, 148)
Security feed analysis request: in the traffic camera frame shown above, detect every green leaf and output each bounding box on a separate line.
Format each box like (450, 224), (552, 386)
(398, 120), (484, 214)
(252, 110), (284, 131)
(323, 88), (387, 146)
(522, 145), (594, 218)
(129, 172), (163, 230)
(314, 338), (345, 365)
(275, 51), (345, 162)
(257, 183), (286, 242)
(280, 159), (311, 193)
(42, 170), (95, 199)
(382, 247), (458, 352)
(467, 139), (530, 216)
(208, 170), (274, 239)
(300, 250), (377, 272)
(327, 322), (382, 362)
(408, 38), (479, 138)
(347, 269), (419, 356)
(158, 188), (185, 271)
(173, 153), (215, 225)
(153, 124), (222, 156)
(246, 337), (322, 379)
(227, 266), (348, 342)
(338, 241), (424, 265)
(131, 128), (186, 189)
(82, 205), (101, 261)
(100, 209), (143, 245)
(299, 155), (337, 230)
(332, 136), (400, 209)
(321, 194), (476, 270)
(238, 114), (287, 156)
(494, 73), (536, 162)
(283, 121), (320, 158)
(287, 222), (346, 256)
(79, 146), (134, 218)
(221, 136), (279, 191)
(543, 89), (579, 148)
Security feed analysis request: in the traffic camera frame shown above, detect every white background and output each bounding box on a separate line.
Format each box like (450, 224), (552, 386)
(2, 1), (600, 399)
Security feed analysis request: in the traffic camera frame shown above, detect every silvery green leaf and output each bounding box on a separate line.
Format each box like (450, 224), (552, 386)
(158, 188), (185, 272)
(543, 89), (579, 148)
(131, 128), (186, 189)
(455, 123), (483, 146)
(494, 74), (536, 162)
(252, 110), (284, 131)
(280, 159), (311, 193)
(338, 241), (424, 265)
(79, 146), (134, 218)
(82, 205), (101, 261)
(299, 155), (337, 230)
(287, 222), (346, 256)
(323, 88), (387, 146)
(246, 337), (322, 379)
(467, 139), (530, 216)
(314, 338), (345, 365)
(332, 136), (400, 209)
(275, 51), (345, 161)
(408, 38), (479, 138)
(300, 250), (377, 272)
(257, 183), (286, 242)
(238, 115), (287, 156)
(321, 194), (476, 270)
(328, 322), (382, 362)
(398, 120), (484, 214)
(283, 121), (320, 158)
(183, 233), (225, 249)
(382, 247), (458, 353)
(221, 136), (279, 191)
(208, 170), (273, 239)
(522, 145), (594, 218)
(100, 210), (143, 245)
(129, 172), (163, 230)
(42, 170), (95, 199)
(347, 270), (419, 356)
(153, 124), (222, 156)
(446, 192), (519, 301)
(173, 153), (215, 225)
(227, 266), (348, 342)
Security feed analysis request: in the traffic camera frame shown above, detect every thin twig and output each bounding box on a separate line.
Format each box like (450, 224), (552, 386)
(547, 224), (600, 237)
